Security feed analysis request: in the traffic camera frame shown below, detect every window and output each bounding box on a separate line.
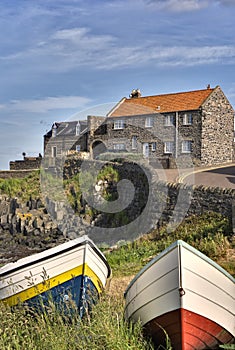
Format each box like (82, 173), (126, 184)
(145, 117), (154, 128)
(151, 142), (156, 151)
(52, 146), (57, 157)
(164, 115), (174, 126)
(182, 140), (192, 153)
(76, 145), (81, 152)
(164, 141), (174, 154)
(76, 123), (80, 135)
(114, 119), (125, 129)
(132, 135), (137, 149)
(113, 143), (125, 150)
(183, 113), (193, 125)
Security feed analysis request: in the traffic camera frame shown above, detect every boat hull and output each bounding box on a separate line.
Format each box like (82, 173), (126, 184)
(124, 240), (235, 350)
(0, 236), (111, 315)
(144, 308), (234, 350)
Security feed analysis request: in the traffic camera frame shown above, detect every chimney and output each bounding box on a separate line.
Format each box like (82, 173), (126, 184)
(207, 84), (211, 89)
(129, 89), (141, 98)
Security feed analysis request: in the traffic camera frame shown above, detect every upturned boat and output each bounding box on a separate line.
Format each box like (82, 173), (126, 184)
(124, 240), (235, 349)
(0, 235), (111, 315)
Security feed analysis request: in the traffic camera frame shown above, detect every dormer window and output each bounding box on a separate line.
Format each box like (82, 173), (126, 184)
(76, 123), (80, 135)
(145, 117), (153, 128)
(114, 119), (125, 129)
(164, 115), (174, 126)
(183, 113), (193, 125)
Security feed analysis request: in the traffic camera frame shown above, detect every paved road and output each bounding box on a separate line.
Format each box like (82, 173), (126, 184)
(162, 164), (235, 189)
(181, 165), (235, 189)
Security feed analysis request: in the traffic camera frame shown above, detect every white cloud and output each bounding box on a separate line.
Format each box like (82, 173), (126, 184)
(2, 25), (234, 72)
(144, 0), (209, 12)
(4, 95), (91, 113)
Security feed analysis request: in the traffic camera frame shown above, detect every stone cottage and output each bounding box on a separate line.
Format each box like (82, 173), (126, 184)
(43, 120), (88, 163)
(89, 85), (234, 166)
(44, 85), (234, 167)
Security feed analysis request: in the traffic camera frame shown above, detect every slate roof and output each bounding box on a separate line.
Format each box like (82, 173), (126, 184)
(44, 120), (88, 137)
(108, 87), (216, 117)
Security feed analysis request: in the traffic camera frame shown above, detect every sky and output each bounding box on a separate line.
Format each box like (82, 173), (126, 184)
(0, 0), (235, 170)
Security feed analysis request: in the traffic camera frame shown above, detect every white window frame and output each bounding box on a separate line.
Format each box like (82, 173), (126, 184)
(151, 142), (156, 151)
(164, 115), (174, 126)
(52, 146), (57, 158)
(145, 116), (154, 128)
(164, 141), (174, 154)
(113, 143), (125, 150)
(182, 140), (192, 153)
(183, 113), (193, 125)
(132, 135), (137, 149)
(76, 123), (80, 135)
(114, 119), (125, 129)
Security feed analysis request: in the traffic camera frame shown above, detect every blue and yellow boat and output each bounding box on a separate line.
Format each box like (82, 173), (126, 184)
(0, 235), (111, 315)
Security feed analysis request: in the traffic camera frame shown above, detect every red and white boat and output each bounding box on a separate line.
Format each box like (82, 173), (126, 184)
(124, 240), (235, 349)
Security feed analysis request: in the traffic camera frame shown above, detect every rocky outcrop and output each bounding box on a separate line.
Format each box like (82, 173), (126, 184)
(0, 196), (66, 263)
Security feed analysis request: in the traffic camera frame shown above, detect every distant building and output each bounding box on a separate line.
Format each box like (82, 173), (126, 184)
(9, 155), (42, 170)
(43, 120), (89, 164)
(43, 86), (235, 168)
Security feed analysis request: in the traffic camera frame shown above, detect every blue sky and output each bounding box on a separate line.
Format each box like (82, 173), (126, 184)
(0, 0), (235, 170)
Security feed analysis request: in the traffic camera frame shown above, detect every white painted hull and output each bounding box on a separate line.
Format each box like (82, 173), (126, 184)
(124, 240), (235, 349)
(0, 235), (111, 308)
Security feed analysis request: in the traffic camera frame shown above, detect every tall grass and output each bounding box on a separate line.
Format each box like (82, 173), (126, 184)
(106, 212), (234, 277)
(0, 171), (40, 200)
(0, 295), (154, 350)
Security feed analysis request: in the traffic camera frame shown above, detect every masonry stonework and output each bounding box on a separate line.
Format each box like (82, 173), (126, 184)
(201, 86), (234, 165)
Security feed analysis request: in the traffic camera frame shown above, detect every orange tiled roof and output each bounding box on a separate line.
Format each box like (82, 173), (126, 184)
(109, 88), (215, 117)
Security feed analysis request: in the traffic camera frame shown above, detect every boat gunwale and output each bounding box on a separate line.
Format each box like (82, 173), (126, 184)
(0, 235), (111, 279)
(124, 240), (235, 297)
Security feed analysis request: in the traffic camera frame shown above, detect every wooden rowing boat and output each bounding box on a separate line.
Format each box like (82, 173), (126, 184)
(0, 235), (111, 315)
(124, 240), (235, 349)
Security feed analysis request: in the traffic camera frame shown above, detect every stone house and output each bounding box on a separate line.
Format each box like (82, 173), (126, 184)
(43, 120), (89, 163)
(89, 85), (234, 167)
(44, 85), (234, 167)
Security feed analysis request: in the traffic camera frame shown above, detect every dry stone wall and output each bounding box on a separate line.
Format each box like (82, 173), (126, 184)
(0, 160), (234, 263)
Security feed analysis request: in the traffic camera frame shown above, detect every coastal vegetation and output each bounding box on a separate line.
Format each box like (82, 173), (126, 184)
(0, 170), (234, 348)
(0, 211), (234, 349)
(0, 171), (40, 201)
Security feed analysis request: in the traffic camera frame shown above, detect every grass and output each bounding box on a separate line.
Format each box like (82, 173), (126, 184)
(0, 168), (234, 348)
(0, 171), (40, 200)
(0, 295), (154, 350)
(106, 212), (235, 277)
(0, 212), (234, 349)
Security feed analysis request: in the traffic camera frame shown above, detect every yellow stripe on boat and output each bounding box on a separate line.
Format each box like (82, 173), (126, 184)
(2, 263), (103, 307)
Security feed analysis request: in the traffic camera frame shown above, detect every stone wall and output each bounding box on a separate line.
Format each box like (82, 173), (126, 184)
(62, 158), (234, 227)
(0, 159), (234, 262)
(9, 157), (42, 171)
(0, 170), (36, 179)
(201, 86), (234, 165)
